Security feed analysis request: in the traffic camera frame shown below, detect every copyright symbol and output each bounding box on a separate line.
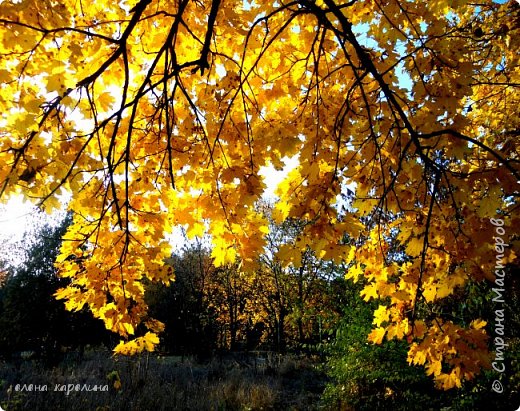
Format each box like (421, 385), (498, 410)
(492, 380), (503, 393)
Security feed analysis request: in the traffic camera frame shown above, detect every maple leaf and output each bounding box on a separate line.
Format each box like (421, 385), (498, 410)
(143, 332), (160, 352)
(405, 236), (424, 257)
(276, 243), (303, 268)
(368, 327), (386, 345)
(470, 319), (486, 330)
(373, 305), (390, 327)
(345, 264), (364, 282)
(436, 370), (463, 390)
(426, 360), (443, 377)
(412, 321), (427, 339)
(360, 283), (379, 302)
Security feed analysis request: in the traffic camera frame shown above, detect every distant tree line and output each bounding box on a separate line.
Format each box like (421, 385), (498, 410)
(0, 213), (112, 364)
(146, 242), (349, 357)
(0, 208), (350, 360)
(140, 204), (352, 356)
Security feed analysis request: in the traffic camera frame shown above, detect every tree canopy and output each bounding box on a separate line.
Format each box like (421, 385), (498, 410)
(0, 0), (518, 389)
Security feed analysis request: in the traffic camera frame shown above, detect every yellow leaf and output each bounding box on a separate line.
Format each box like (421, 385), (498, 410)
(407, 343), (427, 365)
(422, 283), (437, 302)
(412, 321), (427, 339)
(352, 198), (379, 216)
(45, 73), (68, 93)
(435, 370), (462, 390)
(368, 327), (386, 344)
(345, 264), (363, 282)
(98, 92), (115, 112)
(143, 332), (160, 352)
(187, 221), (206, 238)
(276, 244), (302, 268)
(476, 186), (502, 218)
(122, 322), (135, 336)
(373, 305), (390, 327)
(405, 236), (424, 257)
(426, 360), (442, 377)
(470, 319), (486, 330)
(360, 283), (378, 302)
(211, 243), (237, 267)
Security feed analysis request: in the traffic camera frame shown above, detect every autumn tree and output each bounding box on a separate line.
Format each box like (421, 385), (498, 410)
(255, 202), (341, 349)
(0, 0), (518, 388)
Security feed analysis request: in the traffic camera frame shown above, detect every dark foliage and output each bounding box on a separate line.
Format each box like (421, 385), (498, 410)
(146, 243), (219, 357)
(0, 214), (112, 363)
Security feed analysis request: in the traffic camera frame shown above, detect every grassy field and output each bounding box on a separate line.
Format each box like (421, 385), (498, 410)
(0, 350), (328, 411)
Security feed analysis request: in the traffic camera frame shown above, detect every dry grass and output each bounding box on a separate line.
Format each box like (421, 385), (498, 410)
(0, 349), (327, 410)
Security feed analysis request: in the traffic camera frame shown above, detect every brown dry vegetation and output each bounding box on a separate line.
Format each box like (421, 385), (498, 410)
(0, 349), (327, 411)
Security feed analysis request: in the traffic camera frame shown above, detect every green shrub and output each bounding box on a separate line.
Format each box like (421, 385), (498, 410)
(321, 279), (520, 410)
(321, 280), (440, 410)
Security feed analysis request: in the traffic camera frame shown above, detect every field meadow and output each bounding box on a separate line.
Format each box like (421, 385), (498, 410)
(0, 349), (327, 411)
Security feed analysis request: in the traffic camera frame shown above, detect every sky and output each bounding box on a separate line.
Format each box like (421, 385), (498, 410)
(0, 196), (38, 241)
(0, 197), (42, 267)
(0, 157), (300, 258)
